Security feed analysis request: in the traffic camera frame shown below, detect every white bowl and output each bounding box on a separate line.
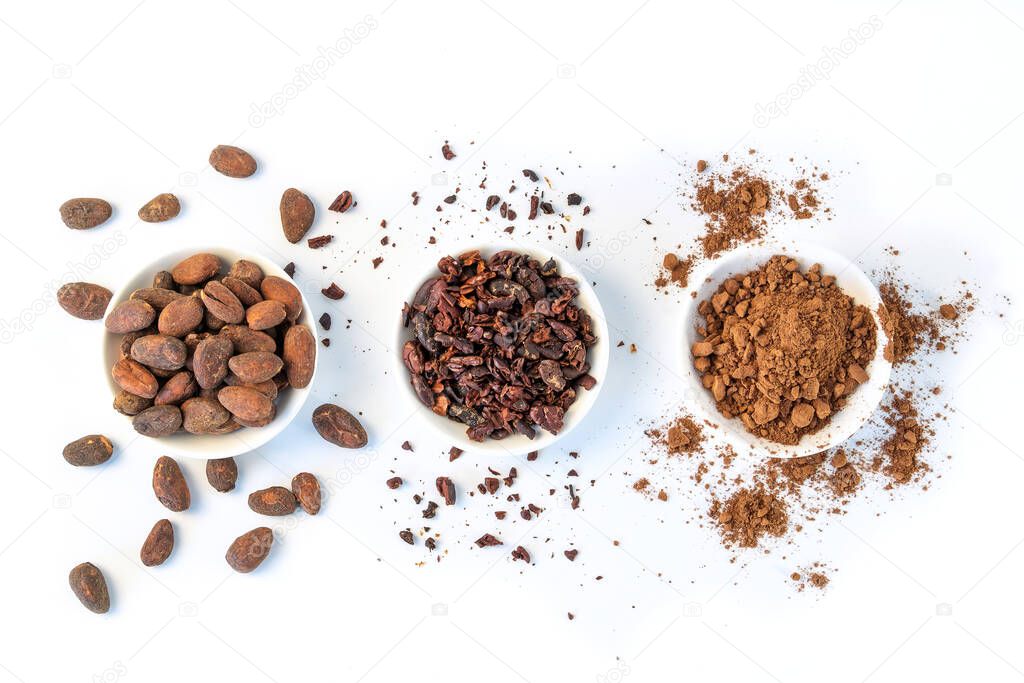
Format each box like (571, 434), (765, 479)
(392, 243), (610, 456)
(103, 246), (318, 459)
(681, 241), (892, 459)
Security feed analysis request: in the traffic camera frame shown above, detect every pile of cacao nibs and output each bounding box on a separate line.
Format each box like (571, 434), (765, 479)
(401, 249), (599, 441)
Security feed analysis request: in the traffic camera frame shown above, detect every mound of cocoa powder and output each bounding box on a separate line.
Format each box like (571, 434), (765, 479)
(691, 255), (877, 445)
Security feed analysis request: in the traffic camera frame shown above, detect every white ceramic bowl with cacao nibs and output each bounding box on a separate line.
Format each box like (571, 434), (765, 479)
(680, 241), (892, 459)
(392, 242), (610, 456)
(101, 247), (319, 459)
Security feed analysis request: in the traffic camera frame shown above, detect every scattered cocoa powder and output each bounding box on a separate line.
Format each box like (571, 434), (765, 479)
(692, 255), (877, 444)
(877, 282), (938, 365)
(709, 486), (788, 548)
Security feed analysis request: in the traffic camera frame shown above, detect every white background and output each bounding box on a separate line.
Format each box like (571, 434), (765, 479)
(1, 1), (1022, 681)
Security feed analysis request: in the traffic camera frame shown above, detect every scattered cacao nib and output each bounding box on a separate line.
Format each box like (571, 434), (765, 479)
(318, 312), (332, 330)
(449, 447), (463, 461)
(400, 250), (598, 442)
(540, 201), (554, 215)
(486, 195), (500, 211)
(413, 494), (423, 504)
(564, 549), (578, 561)
(511, 546), (531, 562)
(322, 338), (331, 347)
(381, 236), (389, 246)
(583, 205), (591, 216)
(507, 208), (517, 221)
(527, 451), (538, 461)
(475, 533), (503, 547)
(436, 477), (456, 505)
(401, 440), (413, 451)
(495, 511), (507, 519)
(308, 235), (333, 249)
(575, 228), (584, 251)
(283, 262), (296, 277)
(372, 257), (383, 269)
(567, 193), (582, 206)
(568, 612), (575, 620)
(441, 143), (456, 160)
(329, 191), (355, 213)
(520, 508), (532, 520)
(425, 537), (437, 551)
(321, 283), (345, 300)
(522, 169), (539, 182)
(443, 194), (457, 204)
(529, 195), (539, 219)
(411, 191), (420, 206)
(380, 219), (387, 229)
(568, 469), (578, 477)
(422, 501), (439, 518)
(386, 477), (403, 489)
(504, 226), (514, 234)
(484, 477), (500, 494)
(399, 529), (414, 545)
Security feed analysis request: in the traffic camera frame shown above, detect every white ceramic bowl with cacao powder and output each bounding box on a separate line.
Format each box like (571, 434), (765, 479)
(682, 242), (892, 458)
(392, 243), (610, 456)
(102, 247), (319, 459)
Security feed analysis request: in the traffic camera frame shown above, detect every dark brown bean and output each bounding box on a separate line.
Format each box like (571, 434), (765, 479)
(62, 435), (113, 466)
(201, 280), (245, 324)
(206, 457), (238, 492)
(158, 296), (204, 337)
(171, 253), (221, 286)
(113, 389), (152, 416)
(218, 386), (273, 423)
(291, 473), (321, 515)
(131, 334), (187, 371)
(181, 397), (231, 434)
(226, 260), (264, 289)
(58, 282), (112, 320)
(245, 300), (287, 330)
(154, 371), (198, 406)
(221, 277), (262, 307)
(282, 325), (315, 389)
(248, 487), (297, 516)
(219, 325), (275, 354)
(69, 562), (109, 613)
(192, 336), (234, 389)
(133, 405), (183, 438)
(260, 276), (302, 322)
(228, 352), (283, 384)
(130, 287), (184, 310)
(112, 358), (159, 398)
(140, 519), (174, 566)
(152, 456), (190, 511)
(280, 188), (315, 243)
(225, 527), (273, 573)
(312, 404), (367, 448)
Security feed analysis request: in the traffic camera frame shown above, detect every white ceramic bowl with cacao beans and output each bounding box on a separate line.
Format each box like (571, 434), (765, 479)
(393, 242), (610, 456)
(680, 240), (892, 459)
(102, 247), (318, 459)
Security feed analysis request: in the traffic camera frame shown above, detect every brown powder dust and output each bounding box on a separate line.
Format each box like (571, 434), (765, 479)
(692, 255), (878, 445)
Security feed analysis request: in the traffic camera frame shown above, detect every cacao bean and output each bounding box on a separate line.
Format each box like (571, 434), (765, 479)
(206, 457), (237, 492)
(138, 193), (180, 223)
(218, 386), (273, 423)
(105, 299), (156, 334)
(247, 486), (296, 516)
(158, 296), (204, 337)
(171, 253), (221, 286)
(131, 334), (187, 371)
(154, 370), (198, 405)
(192, 336), (233, 389)
(62, 435), (113, 466)
(112, 358), (159, 398)
(69, 562), (109, 613)
(113, 389), (152, 416)
(219, 325), (275, 353)
(260, 276), (302, 321)
(133, 404), (182, 438)
(209, 145), (257, 178)
(130, 287), (183, 310)
(181, 397), (231, 434)
(245, 300), (287, 330)
(140, 519), (174, 566)
(221, 276), (262, 307)
(228, 351), (283, 384)
(152, 455), (190, 511)
(291, 472), (321, 515)
(201, 280), (244, 324)
(60, 198), (112, 230)
(225, 527), (273, 573)
(312, 403), (367, 448)
(280, 188), (315, 243)
(58, 282), (111, 320)
(282, 324), (315, 388)
(226, 259), (264, 289)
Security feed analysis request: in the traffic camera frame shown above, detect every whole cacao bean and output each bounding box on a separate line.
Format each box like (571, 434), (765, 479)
(224, 374), (278, 399)
(181, 397), (231, 434)
(312, 404), (367, 448)
(112, 358), (159, 398)
(206, 457), (237, 492)
(228, 351), (283, 385)
(219, 325), (275, 354)
(291, 472), (321, 515)
(69, 562), (109, 613)
(154, 370), (198, 405)
(280, 188), (315, 243)
(113, 389), (152, 416)
(158, 296), (204, 337)
(131, 334), (187, 371)
(247, 486), (297, 516)
(138, 193), (180, 223)
(218, 386), (273, 423)
(233, 403), (276, 428)
(225, 527), (273, 573)
(201, 280), (244, 324)
(260, 276), (302, 321)
(221, 276), (262, 307)
(209, 145), (257, 178)
(245, 300), (287, 330)
(140, 519), (174, 566)
(130, 287), (183, 310)
(153, 270), (175, 289)
(62, 435), (113, 466)
(226, 259), (264, 289)
(170, 253), (221, 286)
(105, 299), (156, 334)
(193, 336), (233, 389)
(282, 325), (315, 388)
(58, 282), (111, 320)
(60, 198), (112, 230)
(152, 455), (190, 511)
(133, 405), (182, 438)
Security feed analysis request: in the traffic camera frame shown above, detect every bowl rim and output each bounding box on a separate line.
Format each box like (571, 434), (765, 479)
(680, 240), (893, 459)
(390, 242), (611, 456)
(102, 245), (319, 459)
